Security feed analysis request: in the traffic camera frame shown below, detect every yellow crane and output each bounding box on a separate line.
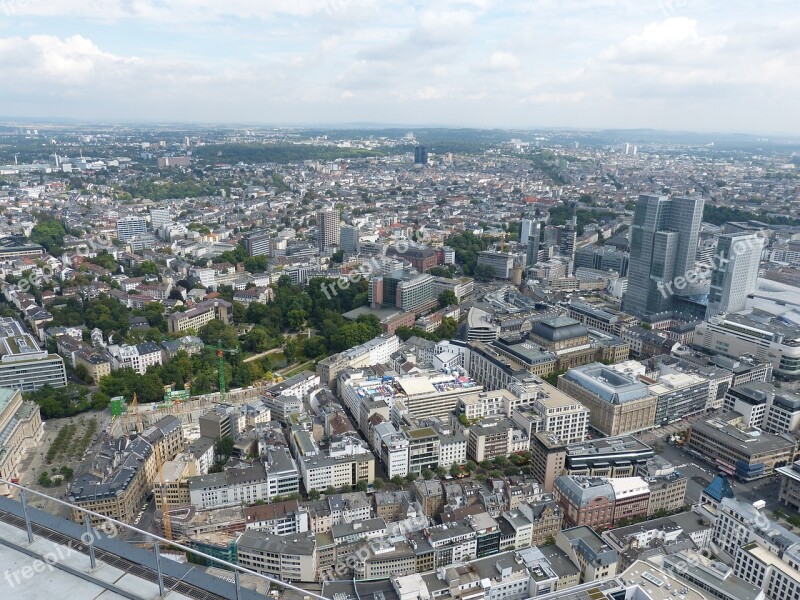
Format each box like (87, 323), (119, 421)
(125, 392), (143, 433)
(159, 466), (172, 541)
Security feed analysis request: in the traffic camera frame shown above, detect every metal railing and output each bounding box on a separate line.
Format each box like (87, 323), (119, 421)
(0, 478), (329, 600)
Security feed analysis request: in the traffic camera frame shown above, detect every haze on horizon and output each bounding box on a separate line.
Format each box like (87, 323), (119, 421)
(0, 0), (798, 135)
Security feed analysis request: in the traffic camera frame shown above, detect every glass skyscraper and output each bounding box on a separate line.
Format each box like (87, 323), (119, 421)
(622, 194), (704, 319)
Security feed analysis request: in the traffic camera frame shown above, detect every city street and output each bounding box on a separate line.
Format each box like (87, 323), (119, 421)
(655, 438), (782, 510)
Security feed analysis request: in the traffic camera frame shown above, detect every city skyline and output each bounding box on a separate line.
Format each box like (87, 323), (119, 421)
(0, 1), (798, 134)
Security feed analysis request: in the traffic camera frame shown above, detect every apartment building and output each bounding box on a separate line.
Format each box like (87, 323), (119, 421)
(108, 341), (163, 375)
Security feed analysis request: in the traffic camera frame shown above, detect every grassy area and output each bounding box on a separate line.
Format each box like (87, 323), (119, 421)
(280, 360), (314, 378)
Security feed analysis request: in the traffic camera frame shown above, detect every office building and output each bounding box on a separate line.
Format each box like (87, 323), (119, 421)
(477, 250), (516, 279)
(149, 207), (171, 231)
(623, 194), (704, 318)
(370, 270), (436, 314)
(243, 229), (271, 257)
(685, 412), (797, 480)
(236, 530), (317, 583)
(0, 317), (67, 391)
(316, 208), (340, 252)
(414, 145), (428, 165)
(724, 382), (800, 434)
(115, 215), (148, 242)
(511, 383), (590, 445)
(166, 299), (232, 334)
(707, 232), (765, 317)
(340, 224), (360, 254)
(557, 363), (657, 436)
(694, 313), (800, 378)
(520, 219), (540, 245)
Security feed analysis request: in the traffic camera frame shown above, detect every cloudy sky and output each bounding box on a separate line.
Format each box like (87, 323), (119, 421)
(0, 0), (798, 133)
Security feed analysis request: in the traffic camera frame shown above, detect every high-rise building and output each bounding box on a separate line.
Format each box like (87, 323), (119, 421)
(706, 232), (764, 317)
(316, 208), (340, 252)
(116, 216), (148, 242)
(622, 194), (704, 319)
(520, 219), (539, 245)
(149, 207), (171, 231)
(243, 229), (271, 257)
(340, 224), (359, 255)
(414, 146), (428, 165)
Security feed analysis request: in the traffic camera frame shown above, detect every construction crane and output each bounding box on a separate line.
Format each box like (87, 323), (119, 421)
(125, 392), (142, 433)
(204, 339), (238, 402)
(159, 466), (172, 541)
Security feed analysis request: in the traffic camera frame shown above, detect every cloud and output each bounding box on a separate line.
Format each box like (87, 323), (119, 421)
(481, 51), (521, 72)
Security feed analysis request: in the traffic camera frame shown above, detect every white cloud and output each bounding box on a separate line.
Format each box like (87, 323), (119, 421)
(481, 51), (521, 72)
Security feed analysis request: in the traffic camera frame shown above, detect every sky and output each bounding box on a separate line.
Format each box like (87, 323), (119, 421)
(0, 0), (798, 134)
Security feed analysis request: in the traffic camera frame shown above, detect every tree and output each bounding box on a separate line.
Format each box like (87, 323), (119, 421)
(216, 436), (235, 461)
(450, 463), (462, 478)
(74, 363), (92, 384)
(422, 468), (434, 480)
(287, 309), (307, 332)
(325, 486), (336, 496)
(474, 264), (496, 280)
(308, 489), (321, 501)
(355, 480), (368, 492)
(373, 478), (384, 491)
(391, 475), (405, 487)
(465, 460), (477, 473)
(438, 290), (458, 308)
(405, 472), (418, 483)
(340, 484), (352, 493)
(435, 466), (448, 479)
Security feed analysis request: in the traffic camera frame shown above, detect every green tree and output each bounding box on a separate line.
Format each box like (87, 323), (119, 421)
(216, 435), (235, 461)
(373, 478), (384, 491)
(324, 486), (336, 496)
(308, 489), (321, 501)
(391, 475), (405, 487)
(438, 290), (458, 308)
(355, 480), (368, 492)
(422, 468), (434, 480)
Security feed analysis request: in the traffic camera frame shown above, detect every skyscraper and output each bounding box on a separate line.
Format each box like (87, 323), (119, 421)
(706, 232), (764, 317)
(340, 224), (360, 255)
(316, 208), (340, 252)
(520, 219), (539, 245)
(243, 229), (271, 257)
(622, 194), (704, 319)
(116, 216), (148, 242)
(414, 146), (428, 165)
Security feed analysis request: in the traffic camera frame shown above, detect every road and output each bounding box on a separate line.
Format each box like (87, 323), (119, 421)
(655, 440), (782, 510)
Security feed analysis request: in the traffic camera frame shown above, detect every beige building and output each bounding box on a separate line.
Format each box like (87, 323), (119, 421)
(558, 363), (657, 436)
(0, 388), (43, 495)
(237, 529), (317, 582)
(69, 416), (184, 525)
(166, 299), (231, 334)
